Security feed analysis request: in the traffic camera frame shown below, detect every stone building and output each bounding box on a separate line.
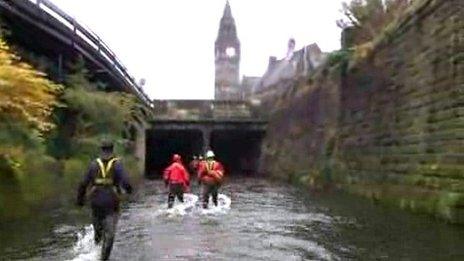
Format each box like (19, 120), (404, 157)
(214, 1), (326, 102)
(251, 40), (327, 100)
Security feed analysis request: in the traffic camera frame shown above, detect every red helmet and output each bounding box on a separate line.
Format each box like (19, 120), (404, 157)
(172, 154), (181, 162)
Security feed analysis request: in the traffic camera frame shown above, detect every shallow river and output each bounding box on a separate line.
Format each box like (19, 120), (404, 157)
(2, 178), (464, 260)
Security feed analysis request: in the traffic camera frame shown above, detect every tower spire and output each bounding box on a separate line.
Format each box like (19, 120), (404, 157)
(223, 0), (232, 18)
(217, 0), (237, 40)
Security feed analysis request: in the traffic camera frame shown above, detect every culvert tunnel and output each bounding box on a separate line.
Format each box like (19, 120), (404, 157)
(145, 126), (266, 178)
(210, 130), (265, 176)
(145, 130), (203, 178)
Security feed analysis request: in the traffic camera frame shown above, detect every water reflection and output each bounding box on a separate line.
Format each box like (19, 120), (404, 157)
(1, 178), (464, 260)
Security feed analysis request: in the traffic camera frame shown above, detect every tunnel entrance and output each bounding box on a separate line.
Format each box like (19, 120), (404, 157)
(145, 130), (203, 178)
(210, 130), (265, 176)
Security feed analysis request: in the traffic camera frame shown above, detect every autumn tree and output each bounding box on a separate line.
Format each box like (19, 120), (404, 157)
(0, 39), (61, 133)
(0, 36), (61, 180)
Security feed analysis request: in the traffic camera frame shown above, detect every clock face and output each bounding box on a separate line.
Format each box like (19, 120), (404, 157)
(226, 47), (236, 57)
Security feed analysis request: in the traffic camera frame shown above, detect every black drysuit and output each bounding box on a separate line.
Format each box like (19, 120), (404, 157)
(77, 156), (132, 260)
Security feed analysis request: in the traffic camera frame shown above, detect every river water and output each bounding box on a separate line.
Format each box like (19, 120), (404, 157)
(1, 177), (464, 260)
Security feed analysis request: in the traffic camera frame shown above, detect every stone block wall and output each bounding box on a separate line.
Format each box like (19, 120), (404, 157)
(261, 0), (464, 222)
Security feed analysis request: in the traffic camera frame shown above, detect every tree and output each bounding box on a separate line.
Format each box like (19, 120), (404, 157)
(0, 37), (61, 180)
(338, 0), (412, 43)
(0, 38), (61, 134)
(47, 56), (141, 157)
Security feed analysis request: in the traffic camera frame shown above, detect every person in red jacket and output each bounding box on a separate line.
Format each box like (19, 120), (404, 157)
(163, 154), (190, 208)
(188, 156), (199, 175)
(197, 150), (224, 209)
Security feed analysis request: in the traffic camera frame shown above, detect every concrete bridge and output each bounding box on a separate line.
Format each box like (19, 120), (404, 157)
(146, 100), (267, 177)
(0, 0), (151, 106)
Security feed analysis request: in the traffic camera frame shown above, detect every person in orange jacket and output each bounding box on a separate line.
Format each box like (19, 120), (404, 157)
(163, 154), (190, 208)
(197, 150), (224, 209)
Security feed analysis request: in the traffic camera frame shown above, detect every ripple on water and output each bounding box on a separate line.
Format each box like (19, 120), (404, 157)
(266, 235), (339, 261)
(11, 179), (462, 261)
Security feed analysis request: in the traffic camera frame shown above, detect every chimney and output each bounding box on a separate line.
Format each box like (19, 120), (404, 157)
(267, 56), (277, 72)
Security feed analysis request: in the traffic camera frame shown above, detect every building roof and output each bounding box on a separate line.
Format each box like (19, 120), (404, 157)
(253, 43), (327, 93)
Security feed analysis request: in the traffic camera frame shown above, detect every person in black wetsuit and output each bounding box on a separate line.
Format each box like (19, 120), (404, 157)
(76, 140), (132, 261)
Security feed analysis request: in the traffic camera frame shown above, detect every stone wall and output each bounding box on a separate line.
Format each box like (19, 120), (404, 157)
(152, 100), (259, 120)
(261, 0), (464, 222)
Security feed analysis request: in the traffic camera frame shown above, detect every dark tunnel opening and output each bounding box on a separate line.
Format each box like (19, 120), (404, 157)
(145, 128), (266, 178)
(145, 130), (203, 178)
(210, 130), (265, 176)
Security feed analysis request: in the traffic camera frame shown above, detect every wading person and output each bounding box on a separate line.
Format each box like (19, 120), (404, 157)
(189, 155), (199, 175)
(76, 140), (132, 261)
(163, 154), (190, 208)
(197, 150), (225, 209)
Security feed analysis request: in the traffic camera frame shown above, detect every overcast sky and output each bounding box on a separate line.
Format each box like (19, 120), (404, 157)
(51, 0), (345, 100)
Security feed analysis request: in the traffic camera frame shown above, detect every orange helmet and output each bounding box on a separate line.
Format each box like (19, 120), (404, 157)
(172, 154), (181, 162)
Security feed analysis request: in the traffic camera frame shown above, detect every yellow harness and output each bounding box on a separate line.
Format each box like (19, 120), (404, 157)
(207, 161), (214, 171)
(94, 157), (119, 186)
(206, 160), (223, 181)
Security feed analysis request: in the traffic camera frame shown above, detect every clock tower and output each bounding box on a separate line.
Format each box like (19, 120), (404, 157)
(215, 0), (241, 100)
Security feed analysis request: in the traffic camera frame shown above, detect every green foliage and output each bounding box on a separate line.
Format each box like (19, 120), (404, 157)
(0, 120), (42, 149)
(0, 39), (62, 133)
(327, 49), (353, 66)
(0, 43), (143, 220)
(338, 0), (412, 43)
(63, 88), (135, 136)
(48, 56), (139, 158)
(18, 151), (60, 203)
(66, 57), (102, 91)
(0, 36), (62, 217)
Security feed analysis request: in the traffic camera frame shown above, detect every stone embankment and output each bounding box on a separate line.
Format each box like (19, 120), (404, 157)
(261, 0), (464, 222)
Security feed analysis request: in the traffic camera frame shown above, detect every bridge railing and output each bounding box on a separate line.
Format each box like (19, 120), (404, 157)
(25, 0), (152, 107)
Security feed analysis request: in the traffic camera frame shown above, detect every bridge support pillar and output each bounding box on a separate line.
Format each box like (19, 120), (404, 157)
(202, 127), (212, 154)
(134, 122), (147, 174)
(58, 54), (63, 82)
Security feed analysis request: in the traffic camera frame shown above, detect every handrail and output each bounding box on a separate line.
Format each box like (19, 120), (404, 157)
(26, 0), (152, 107)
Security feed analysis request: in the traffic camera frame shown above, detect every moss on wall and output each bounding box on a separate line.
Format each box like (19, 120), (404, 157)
(262, 0), (464, 223)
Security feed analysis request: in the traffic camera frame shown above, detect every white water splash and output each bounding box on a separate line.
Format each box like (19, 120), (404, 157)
(67, 225), (100, 261)
(163, 193), (199, 217)
(200, 194), (231, 215)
